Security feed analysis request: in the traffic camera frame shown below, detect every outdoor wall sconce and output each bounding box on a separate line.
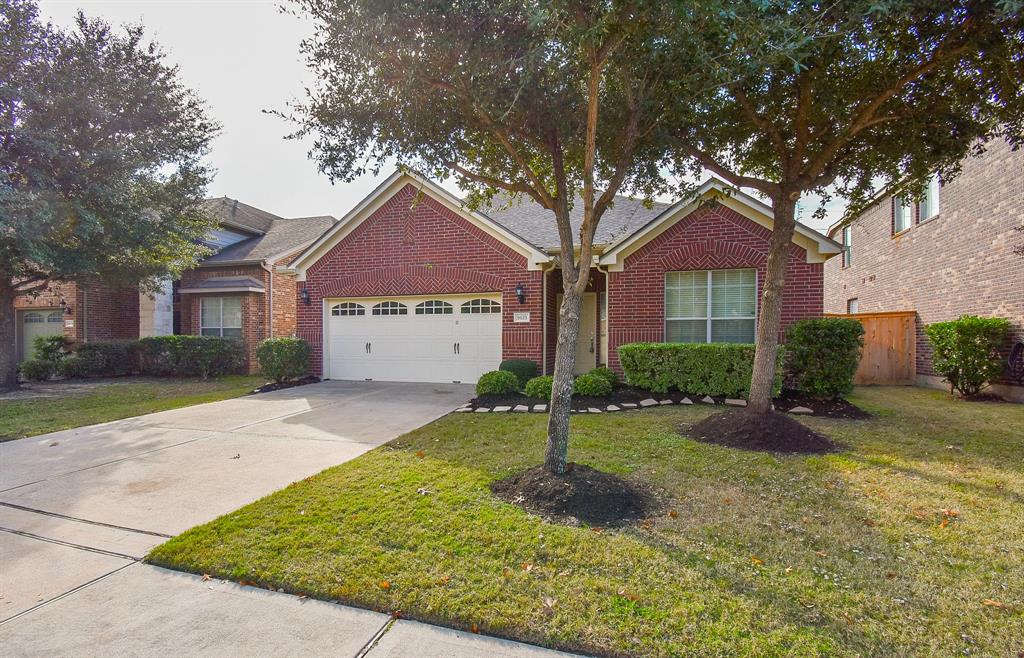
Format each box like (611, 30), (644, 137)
(59, 297), (72, 315)
(300, 287), (312, 305)
(515, 283), (526, 304)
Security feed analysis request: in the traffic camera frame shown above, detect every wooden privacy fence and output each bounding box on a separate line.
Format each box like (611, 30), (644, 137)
(823, 311), (917, 385)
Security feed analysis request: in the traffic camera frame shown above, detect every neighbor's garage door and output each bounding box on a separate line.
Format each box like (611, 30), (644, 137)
(324, 294), (502, 384)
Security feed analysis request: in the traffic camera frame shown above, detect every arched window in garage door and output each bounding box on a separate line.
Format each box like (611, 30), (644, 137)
(415, 300), (453, 315)
(331, 302), (365, 316)
(371, 301), (408, 316)
(460, 298), (501, 314)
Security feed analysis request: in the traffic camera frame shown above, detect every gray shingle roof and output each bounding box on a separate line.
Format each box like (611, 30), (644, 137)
(201, 197), (281, 233)
(178, 276), (266, 293)
(199, 197), (337, 265)
(478, 193), (672, 251)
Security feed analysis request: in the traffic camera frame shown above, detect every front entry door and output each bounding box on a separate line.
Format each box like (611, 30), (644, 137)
(558, 293), (598, 375)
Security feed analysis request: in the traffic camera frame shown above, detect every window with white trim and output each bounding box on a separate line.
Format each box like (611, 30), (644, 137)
(331, 302), (365, 316)
(372, 301), (407, 316)
(665, 269), (757, 344)
(23, 312), (43, 323)
(893, 196), (913, 234)
(842, 226), (853, 267)
(415, 300), (453, 315)
(200, 297), (242, 338)
(918, 173), (940, 221)
(461, 298), (501, 314)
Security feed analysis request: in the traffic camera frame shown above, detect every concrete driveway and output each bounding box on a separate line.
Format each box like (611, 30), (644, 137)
(0, 380), (576, 657)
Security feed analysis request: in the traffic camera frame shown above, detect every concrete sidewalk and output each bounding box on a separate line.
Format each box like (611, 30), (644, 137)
(0, 381), (577, 656)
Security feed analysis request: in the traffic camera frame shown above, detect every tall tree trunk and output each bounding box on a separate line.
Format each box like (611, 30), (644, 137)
(0, 279), (19, 392)
(544, 284), (583, 474)
(747, 195), (799, 414)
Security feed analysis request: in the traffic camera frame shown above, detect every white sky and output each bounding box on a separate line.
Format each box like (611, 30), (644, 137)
(39, 0), (844, 232)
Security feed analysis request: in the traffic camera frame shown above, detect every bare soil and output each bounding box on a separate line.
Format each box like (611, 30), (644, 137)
(686, 410), (838, 454)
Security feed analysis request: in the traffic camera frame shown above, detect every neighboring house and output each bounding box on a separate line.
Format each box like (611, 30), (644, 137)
(287, 170), (841, 384)
(12, 198), (337, 371)
(824, 139), (1024, 401)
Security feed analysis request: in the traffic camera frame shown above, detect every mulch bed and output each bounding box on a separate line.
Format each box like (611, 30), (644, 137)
(470, 386), (870, 419)
(491, 463), (664, 527)
(251, 376), (320, 394)
(686, 410), (838, 454)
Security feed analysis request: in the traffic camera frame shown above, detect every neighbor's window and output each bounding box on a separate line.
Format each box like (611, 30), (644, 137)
(893, 196), (913, 234)
(918, 173), (941, 221)
(200, 297), (242, 338)
(842, 226), (853, 267)
(847, 298), (859, 314)
(665, 269), (756, 344)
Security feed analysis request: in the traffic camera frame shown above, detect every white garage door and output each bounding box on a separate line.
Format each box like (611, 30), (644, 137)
(325, 294), (502, 384)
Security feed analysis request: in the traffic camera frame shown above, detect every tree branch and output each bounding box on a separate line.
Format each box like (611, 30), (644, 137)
(445, 161), (548, 208)
(679, 144), (779, 196)
(732, 84), (790, 171)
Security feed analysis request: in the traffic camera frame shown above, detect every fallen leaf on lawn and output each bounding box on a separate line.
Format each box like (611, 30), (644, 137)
(414, 450), (425, 458)
(521, 563), (533, 572)
(941, 508), (959, 518)
(470, 623), (479, 634)
(541, 597), (557, 614)
(862, 518), (877, 527)
(416, 488), (431, 495)
(297, 593), (308, 600)
(238, 580), (256, 587)
(49, 442), (59, 447)
(667, 510), (678, 519)
(784, 567), (793, 573)
(723, 497), (733, 505)
(501, 566), (512, 578)
(437, 575), (450, 585)
(751, 556), (764, 566)
(640, 519), (653, 530)
(885, 571), (897, 580)
(379, 580), (391, 590)
(982, 599), (1008, 609)
(617, 589), (639, 601)
(815, 551), (828, 557)
(938, 518), (949, 528)
(201, 574), (212, 582)
(591, 527), (604, 534)
(557, 569), (571, 577)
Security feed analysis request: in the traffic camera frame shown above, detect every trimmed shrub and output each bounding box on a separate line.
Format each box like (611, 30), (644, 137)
(476, 370), (520, 396)
(33, 335), (70, 363)
(618, 342), (785, 397)
(499, 359), (539, 389)
(785, 318), (864, 400)
(58, 356), (93, 379)
(256, 337), (312, 383)
(590, 366), (619, 387)
(19, 359), (54, 382)
(524, 375), (556, 399)
(73, 341), (140, 377)
(925, 315), (1011, 397)
(574, 371), (612, 397)
(137, 336), (246, 379)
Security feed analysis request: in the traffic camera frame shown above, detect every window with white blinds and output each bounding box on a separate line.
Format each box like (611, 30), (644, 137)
(665, 269), (757, 344)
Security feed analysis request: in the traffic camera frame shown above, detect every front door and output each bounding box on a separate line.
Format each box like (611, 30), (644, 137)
(558, 293), (598, 375)
(19, 309), (64, 362)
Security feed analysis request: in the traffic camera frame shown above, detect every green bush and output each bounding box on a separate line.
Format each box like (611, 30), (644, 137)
(574, 371), (612, 397)
(33, 334), (70, 363)
(785, 318), (864, 400)
(256, 337), (311, 383)
(137, 335), (246, 379)
(618, 342), (785, 397)
(590, 366), (619, 387)
(524, 375), (556, 399)
(925, 315), (1011, 397)
(499, 359), (538, 389)
(57, 356), (93, 379)
(476, 370), (520, 396)
(73, 341), (140, 377)
(19, 359), (55, 381)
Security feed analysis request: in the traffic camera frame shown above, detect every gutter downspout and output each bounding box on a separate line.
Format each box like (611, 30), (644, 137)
(595, 262), (611, 368)
(261, 261), (273, 339)
(541, 263), (549, 375)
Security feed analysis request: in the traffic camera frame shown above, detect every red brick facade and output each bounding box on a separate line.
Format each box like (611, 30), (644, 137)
(824, 139), (1023, 399)
(606, 204), (824, 372)
(298, 184), (544, 376)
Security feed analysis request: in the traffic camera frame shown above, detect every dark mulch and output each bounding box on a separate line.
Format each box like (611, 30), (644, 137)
(491, 463), (664, 527)
(686, 410), (838, 454)
(251, 376), (320, 394)
(774, 389), (872, 419)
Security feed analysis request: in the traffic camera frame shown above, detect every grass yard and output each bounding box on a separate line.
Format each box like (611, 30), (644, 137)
(0, 375), (266, 440)
(149, 387), (1024, 657)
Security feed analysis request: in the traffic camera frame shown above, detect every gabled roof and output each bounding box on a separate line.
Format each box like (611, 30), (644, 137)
(199, 197), (338, 266)
(201, 197), (281, 234)
(597, 179), (842, 270)
(288, 171), (552, 278)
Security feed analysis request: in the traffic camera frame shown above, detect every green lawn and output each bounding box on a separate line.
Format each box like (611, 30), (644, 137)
(148, 387), (1024, 657)
(0, 375), (266, 440)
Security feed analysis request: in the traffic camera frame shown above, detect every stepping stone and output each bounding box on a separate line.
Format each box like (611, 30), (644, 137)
(606, 405), (620, 412)
(701, 396), (716, 404)
(574, 409), (587, 414)
(492, 406), (512, 412)
(639, 398), (658, 407)
(454, 407), (473, 413)
(679, 397), (693, 405)
(475, 407), (490, 413)
(659, 399), (673, 405)
(588, 407), (602, 414)
(725, 399), (747, 407)
(513, 405), (529, 412)
(788, 406), (813, 415)
(621, 403), (638, 409)
(532, 404), (547, 413)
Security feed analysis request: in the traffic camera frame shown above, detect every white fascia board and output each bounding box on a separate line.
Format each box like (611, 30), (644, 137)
(289, 170), (550, 280)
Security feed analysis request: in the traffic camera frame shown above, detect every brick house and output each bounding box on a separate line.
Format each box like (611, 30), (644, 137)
(12, 198), (336, 372)
(288, 171), (841, 383)
(824, 139), (1024, 401)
